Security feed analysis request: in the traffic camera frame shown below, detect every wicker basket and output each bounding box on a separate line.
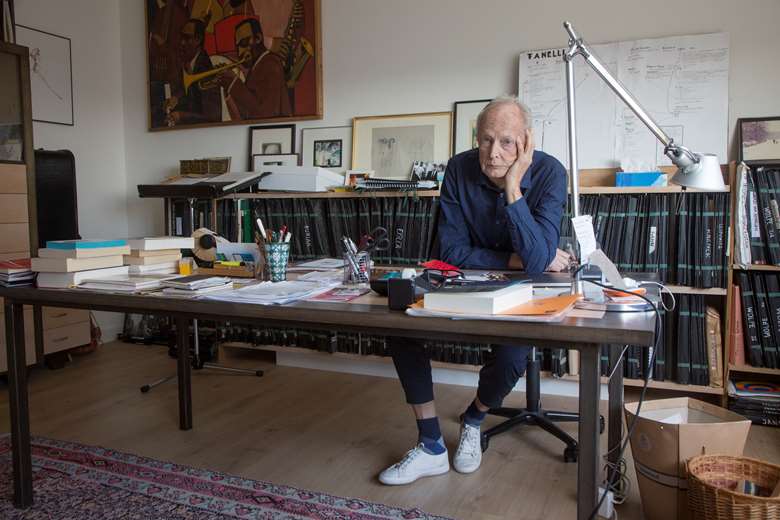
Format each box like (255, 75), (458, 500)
(687, 454), (780, 520)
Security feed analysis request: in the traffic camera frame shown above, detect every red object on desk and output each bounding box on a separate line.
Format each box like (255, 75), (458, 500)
(420, 259), (460, 275)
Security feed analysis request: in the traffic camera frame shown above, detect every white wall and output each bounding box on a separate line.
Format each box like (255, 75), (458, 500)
(119, 0), (780, 236)
(15, 0), (128, 338)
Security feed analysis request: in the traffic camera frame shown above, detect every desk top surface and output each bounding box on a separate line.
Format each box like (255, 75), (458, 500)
(0, 284), (656, 348)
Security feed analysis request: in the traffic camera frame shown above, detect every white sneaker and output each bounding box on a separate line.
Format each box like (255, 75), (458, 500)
(378, 444), (450, 485)
(453, 423), (482, 474)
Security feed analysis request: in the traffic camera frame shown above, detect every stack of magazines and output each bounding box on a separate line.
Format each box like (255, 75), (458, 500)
(0, 258), (34, 287)
(728, 380), (780, 427)
(160, 275), (233, 296)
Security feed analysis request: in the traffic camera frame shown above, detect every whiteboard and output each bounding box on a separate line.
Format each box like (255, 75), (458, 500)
(518, 32), (729, 170)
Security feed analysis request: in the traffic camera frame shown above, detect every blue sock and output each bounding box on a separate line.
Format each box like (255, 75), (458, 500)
(416, 417), (446, 455)
(463, 401), (487, 428)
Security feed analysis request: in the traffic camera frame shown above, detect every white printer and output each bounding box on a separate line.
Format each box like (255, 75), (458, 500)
(256, 166), (344, 192)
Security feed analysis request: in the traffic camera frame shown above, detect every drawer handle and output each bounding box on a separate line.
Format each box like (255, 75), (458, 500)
(52, 336), (69, 343)
(51, 313), (68, 318)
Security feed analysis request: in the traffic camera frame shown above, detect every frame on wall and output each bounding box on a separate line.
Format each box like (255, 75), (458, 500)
(248, 124), (295, 169)
(145, 0), (323, 132)
(738, 116), (780, 164)
(14, 24), (73, 126)
(453, 99), (490, 155)
(301, 126), (351, 173)
(352, 112), (452, 179)
(252, 153), (298, 171)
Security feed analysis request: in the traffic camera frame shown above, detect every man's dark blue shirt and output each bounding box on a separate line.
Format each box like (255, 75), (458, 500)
(438, 148), (567, 274)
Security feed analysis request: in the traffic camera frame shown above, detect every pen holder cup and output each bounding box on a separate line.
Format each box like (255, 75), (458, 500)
(264, 243), (290, 282)
(343, 251), (371, 285)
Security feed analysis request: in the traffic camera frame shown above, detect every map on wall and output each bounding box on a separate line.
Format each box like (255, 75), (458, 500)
(518, 32), (729, 169)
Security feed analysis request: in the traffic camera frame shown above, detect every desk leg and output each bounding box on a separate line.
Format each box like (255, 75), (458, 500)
(33, 305), (44, 366)
(176, 317), (193, 430)
(607, 346), (624, 485)
(5, 302), (33, 508)
(577, 344), (600, 520)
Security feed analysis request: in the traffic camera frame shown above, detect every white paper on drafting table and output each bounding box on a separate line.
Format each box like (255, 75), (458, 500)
(518, 32), (729, 169)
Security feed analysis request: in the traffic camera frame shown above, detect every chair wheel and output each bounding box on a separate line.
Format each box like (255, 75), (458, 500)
(480, 434), (489, 453)
(564, 447), (578, 463)
(600, 415), (605, 435)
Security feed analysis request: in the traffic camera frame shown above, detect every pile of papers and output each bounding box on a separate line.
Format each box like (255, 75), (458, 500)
(205, 280), (337, 305)
(161, 275), (233, 296)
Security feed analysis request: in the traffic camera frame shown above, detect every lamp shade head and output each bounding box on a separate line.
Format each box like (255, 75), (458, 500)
(669, 153), (725, 191)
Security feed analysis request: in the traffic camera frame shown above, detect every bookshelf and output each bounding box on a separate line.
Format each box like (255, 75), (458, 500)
(724, 161), (780, 412)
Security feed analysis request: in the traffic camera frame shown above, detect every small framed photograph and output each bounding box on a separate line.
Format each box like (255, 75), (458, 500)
(453, 99), (490, 155)
(738, 116), (780, 164)
(352, 112), (452, 179)
(15, 24), (74, 126)
(301, 126), (352, 173)
(248, 124), (295, 169)
(252, 153), (299, 171)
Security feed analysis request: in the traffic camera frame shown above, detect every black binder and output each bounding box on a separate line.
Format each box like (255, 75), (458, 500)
(675, 295), (691, 384)
(762, 273), (780, 368)
(739, 272), (765, 367)
(752, 273), (776, 368)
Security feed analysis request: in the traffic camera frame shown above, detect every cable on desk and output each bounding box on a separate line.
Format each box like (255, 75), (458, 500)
(581, 279), (661, 520)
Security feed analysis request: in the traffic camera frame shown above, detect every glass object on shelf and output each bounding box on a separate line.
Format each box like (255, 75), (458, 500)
(0, 51), (24, 162)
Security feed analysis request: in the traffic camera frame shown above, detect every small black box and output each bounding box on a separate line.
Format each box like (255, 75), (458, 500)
(388, 278), (416, 310)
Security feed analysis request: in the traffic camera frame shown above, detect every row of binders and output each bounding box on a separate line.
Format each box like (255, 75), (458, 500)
(598, 295), (718, 386)
(733, 271), (780, 369)
(728, 381), (780, 427)
(734, 164), (780, 266)
(251, 197), (440, 266)
(560, 192), (730, 289)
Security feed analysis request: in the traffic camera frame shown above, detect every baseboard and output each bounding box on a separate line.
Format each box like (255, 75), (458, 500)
(275, 349), (610, 400)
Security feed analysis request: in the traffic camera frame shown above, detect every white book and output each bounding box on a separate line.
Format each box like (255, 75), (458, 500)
(38, 245), (131, 259)
(123, 253), (182, 265)
(128, 261), (180, 274)
(36, 265), (130, 288)
(423, 282), (533, 315)
(31, 255), (125, 273)
(126, 236), (195, 251)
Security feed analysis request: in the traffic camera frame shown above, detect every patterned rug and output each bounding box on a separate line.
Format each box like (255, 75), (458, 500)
(0, 435), (451, 520)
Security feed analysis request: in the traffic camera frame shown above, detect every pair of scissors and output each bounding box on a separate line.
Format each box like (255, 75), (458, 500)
(358, 226), (391, 252)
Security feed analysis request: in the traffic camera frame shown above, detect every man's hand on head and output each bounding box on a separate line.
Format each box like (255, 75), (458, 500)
(504, 128), (534, 204)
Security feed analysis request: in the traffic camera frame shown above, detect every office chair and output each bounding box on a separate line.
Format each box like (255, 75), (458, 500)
(478, 347), (604, 463)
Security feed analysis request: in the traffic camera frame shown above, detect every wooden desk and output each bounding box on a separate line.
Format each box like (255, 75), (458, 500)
(1, 286), (655, 520)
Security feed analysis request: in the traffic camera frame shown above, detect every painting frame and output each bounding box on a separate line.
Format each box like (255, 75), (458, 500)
(301, 125), (351, 173)
(248, 124), (295, 169)
(352, 112), (452, 179)
(145, 0), (323, 132)
(738, 116), (780, 165)
(14, 24), (74, 126)
(252, 153), (298, 170)
(453, 99), (490, 155)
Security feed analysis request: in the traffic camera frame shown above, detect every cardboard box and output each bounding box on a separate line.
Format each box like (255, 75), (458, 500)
(625, 397), (751, 520)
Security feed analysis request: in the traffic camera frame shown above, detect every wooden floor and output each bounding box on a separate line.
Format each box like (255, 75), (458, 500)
(1, 342), (779, 520)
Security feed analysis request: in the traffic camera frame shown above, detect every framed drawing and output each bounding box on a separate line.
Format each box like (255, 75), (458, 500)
(14, 24), (73, 126)
(738, 116), (780, 164)
(453, 99), (489, 155)
(252, 153), (298, 170)
(248, 124), (295, 168)
(301, 125), (351, 173)
(352, 112), (452, 179)
(146, 0), (323, 131)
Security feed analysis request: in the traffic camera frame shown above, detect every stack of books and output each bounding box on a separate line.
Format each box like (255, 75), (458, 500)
(125, 236), (194, 274)
(728, 381), (780, 427)
(160, 275), (232, 296)
(34, 239), (130, 289)
(0, 258), (34, 287)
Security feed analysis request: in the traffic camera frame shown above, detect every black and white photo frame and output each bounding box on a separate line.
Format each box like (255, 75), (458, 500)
(301, 125), (352, 173)
(248, 124), (295, 169)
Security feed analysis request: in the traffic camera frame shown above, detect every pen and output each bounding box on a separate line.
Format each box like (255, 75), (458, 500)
(284, 232), (292, 243)
(256, 218), (267, 242)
